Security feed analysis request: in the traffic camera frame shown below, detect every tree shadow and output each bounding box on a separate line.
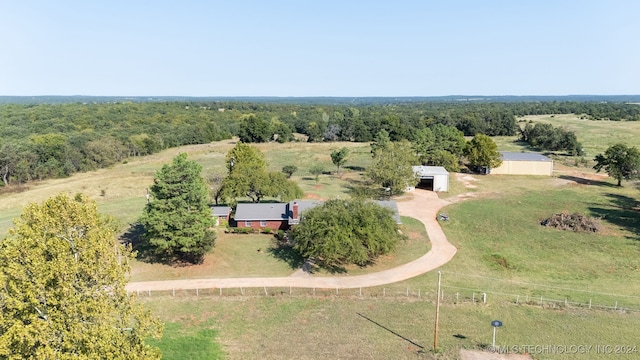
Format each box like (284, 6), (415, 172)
(558, 175), (616, 187)
(267, 242), (306, 270)
(357, 313), (424, 351)
(120, 223), (162, 264)
(344, 165), (366, 172)
(120, 222), (196, 265)
(588, 193), (640, 241)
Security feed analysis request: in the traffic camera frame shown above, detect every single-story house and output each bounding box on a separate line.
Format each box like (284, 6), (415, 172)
(412, 165), (449, 192)
(490, 152), (553, 176)
(233, 199), (401, 230)
(211, 206), (232, 226)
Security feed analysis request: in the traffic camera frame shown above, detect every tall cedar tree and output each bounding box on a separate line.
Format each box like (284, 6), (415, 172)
(140, 153), (215, 263)
(0, 194), (161, 359)
(291, 199), (404, 268)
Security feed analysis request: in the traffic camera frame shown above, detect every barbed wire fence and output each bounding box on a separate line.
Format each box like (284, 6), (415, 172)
(131, 271), (640, 314)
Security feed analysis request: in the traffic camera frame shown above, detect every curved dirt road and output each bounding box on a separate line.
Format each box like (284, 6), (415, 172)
(126, 190), (457, 292)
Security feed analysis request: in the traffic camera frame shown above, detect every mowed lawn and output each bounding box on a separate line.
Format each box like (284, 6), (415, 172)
(130, 215), (430, 282)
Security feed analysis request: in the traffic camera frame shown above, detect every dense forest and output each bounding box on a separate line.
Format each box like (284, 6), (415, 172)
(0, 99), (638, 185)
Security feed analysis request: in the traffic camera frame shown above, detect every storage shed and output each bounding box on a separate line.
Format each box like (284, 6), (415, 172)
(412, 166), (449, 192)
(490, 152), (553, 176)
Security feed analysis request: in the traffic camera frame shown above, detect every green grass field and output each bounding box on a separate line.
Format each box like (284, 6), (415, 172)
(2, 115), (640, 359)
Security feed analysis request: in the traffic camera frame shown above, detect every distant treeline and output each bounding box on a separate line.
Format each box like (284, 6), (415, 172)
(0, 100), (638, 185)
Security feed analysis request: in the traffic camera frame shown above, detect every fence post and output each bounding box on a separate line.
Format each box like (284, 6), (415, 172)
(336, 287), (339, 295)
(540, 296), (543, 306)
(313, 287), (315, 296)
(264, 286), (268, 296)
(472, 292), (475, 302)
(482, 293), (487, 304)
(172, 288), (175, 297)
(516, 295), (519, 304)
(219, 288), (222, 296)
(406, 287), (409, 297)
(383, 288), (386, 298)
(359, 287), (362, 297)
(196, 288), (199, 297)
(148, 289), (151, 297)
(565, 298), (568, 307)
(289, 286), (292, 295)
(240, 287), (244, 296)
(418, 288), (421, 298)
(455, 292), (459, 303)
(615, 301), (618, 310)
(589, 299), (592, 309)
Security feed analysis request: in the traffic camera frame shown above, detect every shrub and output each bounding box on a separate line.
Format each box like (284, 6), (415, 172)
(262, 227), (273, 234)
(541, 212), (601, 232)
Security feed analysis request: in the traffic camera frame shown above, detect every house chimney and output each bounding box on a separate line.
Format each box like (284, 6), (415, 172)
(292, 202), (299, 220)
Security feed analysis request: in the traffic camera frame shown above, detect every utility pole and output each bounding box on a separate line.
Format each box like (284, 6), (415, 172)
(434, 271), (442, 350)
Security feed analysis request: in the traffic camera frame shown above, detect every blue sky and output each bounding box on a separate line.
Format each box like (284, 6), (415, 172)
(1, 0), (638, 96)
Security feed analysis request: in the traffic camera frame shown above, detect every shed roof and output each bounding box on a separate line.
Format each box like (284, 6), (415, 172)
(211, 206), (231, 216)
(500, 152), (552, 162)
(412, 165), (449, 177)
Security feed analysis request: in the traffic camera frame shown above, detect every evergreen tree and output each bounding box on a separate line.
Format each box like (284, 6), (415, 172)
(0, 194), (161, 359)
(140, 153), (215, 263)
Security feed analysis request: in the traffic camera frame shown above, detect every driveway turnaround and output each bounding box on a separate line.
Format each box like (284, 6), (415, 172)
(126, 190), (457, 292)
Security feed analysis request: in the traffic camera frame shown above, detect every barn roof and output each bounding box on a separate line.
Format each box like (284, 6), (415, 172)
(500, 152), (552, 162)
(412, 165), (449, 176)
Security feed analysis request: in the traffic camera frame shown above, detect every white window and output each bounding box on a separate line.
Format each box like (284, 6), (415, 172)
(245, 221), (251, 227)
(260, 220), (267, 227)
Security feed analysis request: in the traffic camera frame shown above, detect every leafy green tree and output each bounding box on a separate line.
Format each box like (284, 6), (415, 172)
(238, 114), (271, 143)
(220, 143), (303, 203)
(367, 140), (418, 195)
(0, 193), (161, 359)
(271, 120), (294, 143)
(282, 165), (298, 178)
(309, 164), (324, 183)
(330, 147), (349, 175)
(306, 121), (323, 142)
(291, 199), (403, 269)
(370, 129), (391, 155)
(140, 153), (215, 263)
(464, 134), (502, 172)
(593, 143), (640, 186)
(412, 126), (462, 171)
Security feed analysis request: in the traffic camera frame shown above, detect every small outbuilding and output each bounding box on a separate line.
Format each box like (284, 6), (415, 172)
(211, 206), (232, 226)
(412, 166), (449, 192)
(490, 152), (553, 176)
